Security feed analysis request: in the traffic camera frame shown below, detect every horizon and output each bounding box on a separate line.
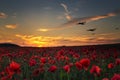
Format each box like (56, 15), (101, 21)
(0, 0), (120, 47)
(0, 42), (120, 48)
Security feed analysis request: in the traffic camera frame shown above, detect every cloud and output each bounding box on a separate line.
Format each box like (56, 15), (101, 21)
(37, 28), (60, 32)
(37, 28), (50, 32)
(45, 9), (120, 30)
(87, 37), (120, 44)
(0, 12), (7, 18)
(15, 34), (63, 47)
(61, 3), (72, 20)
(61, 9), (120, 27)
(61, 3), (69, 13)
(15, 33), (120, 47)
(5, 24), (18, 29)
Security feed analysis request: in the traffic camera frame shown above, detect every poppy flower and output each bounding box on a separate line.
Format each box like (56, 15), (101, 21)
(9, 61), (20, 71)
(32, 69), (40, 76)
(69, 63), (74, 67)
(40, 57), (46, 63)
(48, 65), (57, 72)
(48, 59), (55, 64)
(1, 75), (11, 80)
(73, 54), (80, 59)
(0, 71), (5, 77)
(111, 74), (120, 80)
(90, 65), (101, 76)
(91, 53), (97, 60)
(63, 65), (70, 73)
(115, 58), (120, 65)
(65, 56), (70, 61)
(5, 67), (14, 78)
(75, 61), (82, 70)
(79, 58), (90, 70)
(29, 59), (36, 66)
(39, 67), (45, 73)
(108, 63), (114, 69)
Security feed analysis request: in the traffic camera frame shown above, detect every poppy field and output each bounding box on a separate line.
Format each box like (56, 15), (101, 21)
(0, 45), (120, 80)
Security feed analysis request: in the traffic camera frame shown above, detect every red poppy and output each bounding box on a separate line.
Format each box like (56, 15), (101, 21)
(65, 56), (70, 61)
(40, 57), (46, 63)
(32, 69), (40, 76)
(111, 74), (120, 80)
(69, 63), (74, 67)
(75, 61), (82, 70)
(115, 58), (120, 65)
(48, 59), (55, 64)
(9, 61), (20, 71)
(29, 59), (36, 66)
(63, 65), (70, 73)
(0, 71), (5, 77)
(39, 67), (45, 73)
(108, 63), (114, 69)
(79, 58), (90, 70)
(91, 53), (97, 60)
(73, 54), (80, 59)
(1, 75), (11, 80)
(5, 67), (14, 78)
(48, 65), (57, 72)
(90, 65), (101, 76)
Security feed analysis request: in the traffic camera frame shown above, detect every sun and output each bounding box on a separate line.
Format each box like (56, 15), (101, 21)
(32, 41), (48, 47)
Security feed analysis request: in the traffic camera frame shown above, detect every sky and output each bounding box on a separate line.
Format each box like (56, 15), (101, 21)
(0, 0), (120, 47)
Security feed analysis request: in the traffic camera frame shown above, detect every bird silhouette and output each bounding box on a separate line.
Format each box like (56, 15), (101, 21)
(87, 28), (96, 32)
(115, 27), (119, 30)
(77, 22), (86, 25)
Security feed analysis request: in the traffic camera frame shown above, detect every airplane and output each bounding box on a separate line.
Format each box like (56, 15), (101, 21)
(87, 28), (96, 32)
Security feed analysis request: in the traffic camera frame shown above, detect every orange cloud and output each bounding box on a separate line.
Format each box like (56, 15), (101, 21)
(37, 29), (50, 32)
(5, 24), (17, 29)
(60, 9), (120, 27)
(0, 12), (7, 18)
(15, 33), (120, 47)
(15, 34), (56, 47)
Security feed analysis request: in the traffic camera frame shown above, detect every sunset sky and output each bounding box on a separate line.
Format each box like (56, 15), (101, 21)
(0, 0), (120, 47)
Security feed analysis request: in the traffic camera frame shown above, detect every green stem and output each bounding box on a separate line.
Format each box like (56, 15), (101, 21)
(67, 73), (70, 80)
(44, 72), (47, 80)
(95, 76), (98, 80)
(60, 70), (63, 80)
(52, 73), (56, 80)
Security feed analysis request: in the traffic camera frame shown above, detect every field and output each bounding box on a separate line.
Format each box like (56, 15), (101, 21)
(0, 44), (120, 80)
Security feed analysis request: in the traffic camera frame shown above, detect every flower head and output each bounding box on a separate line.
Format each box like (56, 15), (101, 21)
(9, 61), (20, 71)
(29, 59), (36, 66)
(40, 57), (46, 64)
(63, 65), (70, 73)
(90, 65), (101, 76)
(75, 61), (82, 70)
(115, 58), (120, 65)
(80, 58), (90, 70)
(111, 74), (120, 80)
(108, 63), (114, 69)
(48, 65), (57, 72)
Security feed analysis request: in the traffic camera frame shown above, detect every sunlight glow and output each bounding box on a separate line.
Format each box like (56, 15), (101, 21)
(37, 29), (49, 32)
